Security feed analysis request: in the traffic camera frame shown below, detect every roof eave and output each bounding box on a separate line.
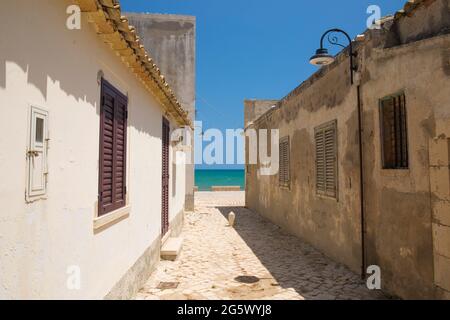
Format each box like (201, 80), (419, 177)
(75, 0), (192, 128)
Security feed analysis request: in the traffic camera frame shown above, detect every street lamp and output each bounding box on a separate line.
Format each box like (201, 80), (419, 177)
(310, 28), (357, 84)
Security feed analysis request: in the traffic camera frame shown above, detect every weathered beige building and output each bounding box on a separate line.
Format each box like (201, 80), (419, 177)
(245, 0), (450, 299)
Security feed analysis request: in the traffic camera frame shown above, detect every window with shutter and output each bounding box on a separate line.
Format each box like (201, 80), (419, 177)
(279, 136), (290, 188)
(380, 93), (408, 169)
(98, 79), (128, 216)
(315, 120), (337, 199)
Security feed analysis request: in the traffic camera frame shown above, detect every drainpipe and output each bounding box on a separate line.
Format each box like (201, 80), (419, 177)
(357, 83), (366, 279)
(310, 29), (367, 278)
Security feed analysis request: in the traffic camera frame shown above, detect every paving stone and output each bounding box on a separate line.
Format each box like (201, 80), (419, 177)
(134, 192), (386, 300)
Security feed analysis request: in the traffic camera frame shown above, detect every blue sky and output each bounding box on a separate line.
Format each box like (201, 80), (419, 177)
(121, 0), (406, 170)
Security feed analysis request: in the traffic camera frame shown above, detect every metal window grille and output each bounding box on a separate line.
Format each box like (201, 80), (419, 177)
(380, 93), (408, 169)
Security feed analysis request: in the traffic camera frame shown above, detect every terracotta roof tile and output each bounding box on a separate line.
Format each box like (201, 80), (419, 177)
(74, 0), (192, 128)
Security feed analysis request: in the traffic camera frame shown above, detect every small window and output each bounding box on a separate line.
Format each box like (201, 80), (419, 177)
(315, 120), (337, 199)
(279, 136), (290, 187)
(380, 93), (408, 169)
(35, 118), (44, 143)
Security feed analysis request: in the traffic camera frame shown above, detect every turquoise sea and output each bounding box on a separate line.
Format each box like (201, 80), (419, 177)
(195, 169), (245, 191)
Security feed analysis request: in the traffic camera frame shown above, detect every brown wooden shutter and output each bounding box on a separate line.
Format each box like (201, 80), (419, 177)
(315, 120), (337, 198)
(315, 130), (325, 193)
(279, 136), (290, 187)
(114, 95), (127, 208)
(324, 125), (337, 198)
(98, 80), (128, 216)
(161, 117), (170, 236)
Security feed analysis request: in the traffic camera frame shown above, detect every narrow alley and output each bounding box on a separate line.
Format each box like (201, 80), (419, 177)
(135, 192), (386, 300)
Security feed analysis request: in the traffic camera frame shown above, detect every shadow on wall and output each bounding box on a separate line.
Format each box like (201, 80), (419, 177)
(0, 0), (164, 138)
(0, 57), (98, 115)
(0, 0), (100, 111)
(217, 206), (387, 300)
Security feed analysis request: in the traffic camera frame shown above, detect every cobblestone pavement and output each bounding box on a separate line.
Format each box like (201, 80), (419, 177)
(135, 192), (386, 300)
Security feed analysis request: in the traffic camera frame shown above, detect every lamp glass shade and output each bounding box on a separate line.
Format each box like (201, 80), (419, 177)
(309, 48), (335, 66)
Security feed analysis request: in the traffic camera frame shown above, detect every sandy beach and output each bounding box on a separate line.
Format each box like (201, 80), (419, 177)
(193, 191), (245, 208)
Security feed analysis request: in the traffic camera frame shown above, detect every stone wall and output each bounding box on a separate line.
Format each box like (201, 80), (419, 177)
(245, 0), (450, 299)
(246, 51), (364, 274)
(360, 35), (449, 300)
(430, 136), (450, 299)
(244, 99), (278, 128)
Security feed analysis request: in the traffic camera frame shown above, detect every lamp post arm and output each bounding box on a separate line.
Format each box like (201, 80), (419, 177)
(320, 28), (352, 49)
(319, 28), (356, 84)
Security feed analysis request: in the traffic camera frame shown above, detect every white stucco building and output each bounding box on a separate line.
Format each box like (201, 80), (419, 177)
(0, 0), (192, 299)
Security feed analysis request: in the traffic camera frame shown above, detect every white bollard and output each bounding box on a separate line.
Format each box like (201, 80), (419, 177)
(228, 212), (236, 227)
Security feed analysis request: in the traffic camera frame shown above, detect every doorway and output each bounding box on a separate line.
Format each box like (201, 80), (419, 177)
(161, 117), (170, 236)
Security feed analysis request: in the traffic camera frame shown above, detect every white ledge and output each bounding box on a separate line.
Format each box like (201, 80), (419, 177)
(94, 205), (131, 232)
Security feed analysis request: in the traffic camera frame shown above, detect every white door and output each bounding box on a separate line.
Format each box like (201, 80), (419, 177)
(27, 106), (48, 199)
